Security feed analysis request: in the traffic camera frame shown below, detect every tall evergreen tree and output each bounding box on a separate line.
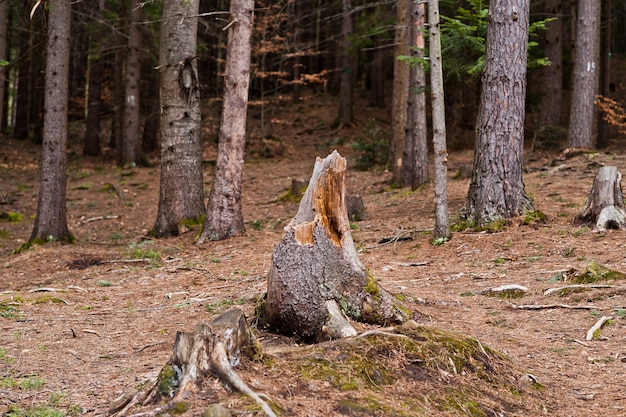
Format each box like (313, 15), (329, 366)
(199, 0), (255, 242)
(464, 0), (534, 224)
(28, 0), (73, 245)
(567, 0), (601, 148)
(152, 0), (205, 238)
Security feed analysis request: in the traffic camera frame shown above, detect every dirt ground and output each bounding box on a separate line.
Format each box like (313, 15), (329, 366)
(2, 93), (626, 416)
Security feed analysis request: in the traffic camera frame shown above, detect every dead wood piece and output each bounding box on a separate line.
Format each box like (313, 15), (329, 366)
(111, 309), (274, 417)
(479, 284), (528, 296)
(508, 303), (597, 310)
(575, 166), (626, 231)
(585, 315), (613, 341)
(543, 284), (614, 296)
(263, 151), (412, 342)
(81, 215), (120, 224)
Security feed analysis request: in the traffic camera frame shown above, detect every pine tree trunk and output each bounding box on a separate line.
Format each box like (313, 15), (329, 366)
(567, 0), (601, 148)
(120, 0), (142, 166)
(14, 1), (34, 140)
(596, 0), (611, 149)
(539, 0), (563, 128)
(29, 0), (73, 244)
(263, 151), (412, 342)
(429, 0), (450, 239)
(465, 0), (534, 224)
(338, 0), (353, 126)
(0, 0), (7, 132)
(199, 0), (254, 242)
(84, 56), (102, 156)
(390, 0), (410, 184)
(152, 0), (205, 238)
(401, 0), (428, 189)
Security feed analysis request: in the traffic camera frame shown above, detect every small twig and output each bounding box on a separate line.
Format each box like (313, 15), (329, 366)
(572, 339), (591, 347)
(508, 303), (597, 310)
(107, 258), (154, 264)
(586, 315), (613, 341)
(543, 284), (614, 296)
(82, 329), (101, 336)
(356, 329), (411, 340)
(391, 261), (430, 267)
(28, 287), (62, 293)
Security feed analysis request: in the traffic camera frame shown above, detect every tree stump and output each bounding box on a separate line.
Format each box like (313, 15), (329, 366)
(575, 166), (626, 231)
(109, 309), (276, 417)
(263, 151), (412, 342)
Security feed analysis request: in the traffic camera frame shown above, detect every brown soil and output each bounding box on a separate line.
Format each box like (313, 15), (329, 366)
(1, 93), (626, 416)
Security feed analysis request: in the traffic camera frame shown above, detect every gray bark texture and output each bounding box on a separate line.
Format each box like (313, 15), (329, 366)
(401, 0), (428, 189)
(567, 0), (601, 148)
(464, 0), (534, 224)
(390, 0), (410, 184)
(152, 0), (205, 238)
(575, 166), (626, 231)
(29, 0), (73, 244)
(199, 0), (254, 242)
(264, 151), (411, 342)
(428, 0), (450, 239)
(120, 0), (142, 166)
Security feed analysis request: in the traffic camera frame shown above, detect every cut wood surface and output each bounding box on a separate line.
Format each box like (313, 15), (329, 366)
(264, 151), (411, 342)
(575, 166), (626, 230)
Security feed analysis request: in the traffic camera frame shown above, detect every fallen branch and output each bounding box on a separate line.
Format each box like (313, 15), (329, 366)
(479, 284), (528, 296)
(508, 303), (597, 310)
(543, 284), (614, 296)
(81, 215), (120, 224)
(586, 315), (613, 341)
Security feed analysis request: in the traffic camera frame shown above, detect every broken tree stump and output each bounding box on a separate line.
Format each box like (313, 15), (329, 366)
(262, 150), (412, 342)
(575, 166), (626, 231)
(110, 309), (276, 417)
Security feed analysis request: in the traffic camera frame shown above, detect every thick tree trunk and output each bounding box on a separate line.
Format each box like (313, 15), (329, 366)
(390, 0), (410, 184)
(263, 151), (411, 342)
(429, 0), (450, 240)
(152, 0), (205, 238)
(29, 0), (73, 244)
(464, 0), (534, 225)
(567, 0), (601, 148)
(575, 166), (626, 231)
(401, 0), (428, 189)
(539, 0), (563, 128)
(337, 0), (353, 126)
(199, 0), (254, 242)
(119, 0), (142, 166)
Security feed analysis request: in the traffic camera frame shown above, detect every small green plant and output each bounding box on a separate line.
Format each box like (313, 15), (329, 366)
(0, 212), (23, 222)
(248, 219), (264, 230)
(96, 280), (112, 287)
(522, 209), (547, 225)
(431, 237), (449, 246)
(21, 376), (45, 390)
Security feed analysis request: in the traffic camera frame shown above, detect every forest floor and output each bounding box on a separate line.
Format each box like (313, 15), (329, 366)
(1, 92), (626, 417)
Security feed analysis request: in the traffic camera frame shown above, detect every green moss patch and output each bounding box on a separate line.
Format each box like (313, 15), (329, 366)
(573, 261), (626, 284)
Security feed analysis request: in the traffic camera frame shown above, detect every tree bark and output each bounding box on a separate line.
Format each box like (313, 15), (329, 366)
(575, 166), (626, 231)
(464, 0), (534, 225)
(263, 151), (411, 342)
(152, 0), (205, 238)
(119, 0), (142, 166)
(390, 0), (410, 184)
(567, 0), (601, 148)
(84, 56), (102, 156)
(337, 0), (354, 126)
(0, 0), (7, 133)
(29, 0), (73, 244)
(429, 0), (450, 239)
(596, 0), (611, 149)
(401, 0), (428, 189)
(199, 0), (254, 242)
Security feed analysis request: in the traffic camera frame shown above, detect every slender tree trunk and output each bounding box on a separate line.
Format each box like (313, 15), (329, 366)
(369, 45), (386, 108)
(14, 1), (33, 140)
(152, 0), (205, 238)
(539, 0), (563, 128)
(0, 0), (7, 133)
(464, 0), (534, 224)
(567, 0), (601, 148)
(401, 0), (428, 189)
(428, 0), (450, 239)
(596, 0), (611, 149)
(29, 0), (73, 245)
(120, 0), (142, 165)
(390, 0), (410, 184)
(84, 56), (102, 156)
(199, 0), (254, 242)
(338, 0), (353, 126)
